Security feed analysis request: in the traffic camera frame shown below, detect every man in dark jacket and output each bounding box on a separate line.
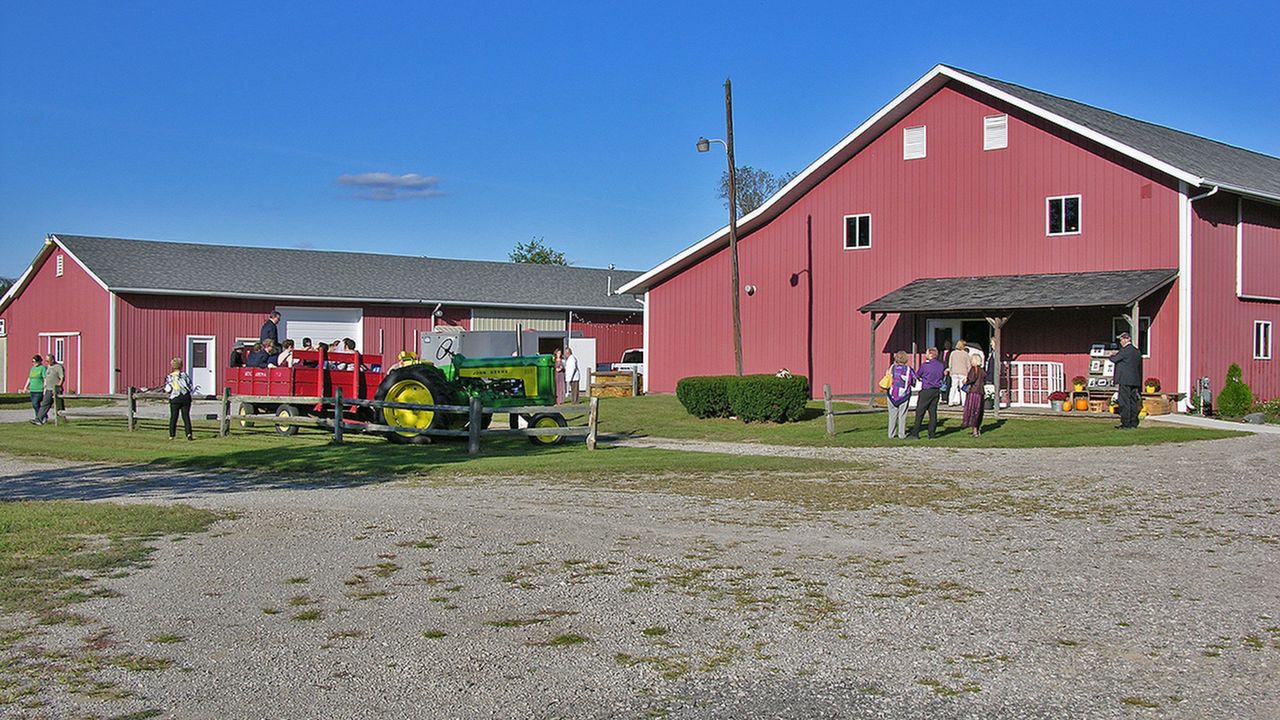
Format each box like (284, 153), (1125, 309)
(260, 311), (281, 345)
(1111, 331), (1143, 429)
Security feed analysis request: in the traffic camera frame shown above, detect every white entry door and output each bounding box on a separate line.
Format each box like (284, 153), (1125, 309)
(187, 336), (215, 397)
(925, 320), (962, 353)
(567, 337), (596, 392)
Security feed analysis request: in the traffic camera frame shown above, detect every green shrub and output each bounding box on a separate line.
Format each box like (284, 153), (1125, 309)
(725, 374), (810, 423)
(1216, 363), (1254, 417)
(676, 376), (732, 418)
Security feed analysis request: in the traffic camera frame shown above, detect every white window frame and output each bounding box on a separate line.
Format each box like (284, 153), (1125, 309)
(843, 214), (872, 250)
(983, 114), (1008, 150)
(55, 254), (64, 277)
(1047, 195), (1082, 236)
(902, 126), (926, 160)
(1255, 320), (1273, 360)
(1112, 316), (1151, 358)
(0, 318), (6, 336)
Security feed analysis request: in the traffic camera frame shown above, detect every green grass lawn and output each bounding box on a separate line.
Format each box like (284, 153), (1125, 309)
(0, 419), (867, 478)
(592, 394), (1243, 448)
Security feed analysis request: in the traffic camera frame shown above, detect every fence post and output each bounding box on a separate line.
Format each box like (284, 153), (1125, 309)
(332, 387), (344, 444)
(126, 386), (136, 432)
(587, 396), (599, 450)
(219, 388), (231, 437)
(468, 396), (482, 455)
(630, 371), (638, 397)
(823, 384), (835, 437)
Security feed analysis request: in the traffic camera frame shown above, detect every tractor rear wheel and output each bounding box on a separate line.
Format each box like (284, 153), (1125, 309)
(527, 413), (567, 446)
(375, 365), (456, 444)
(274, 404), (300, 436)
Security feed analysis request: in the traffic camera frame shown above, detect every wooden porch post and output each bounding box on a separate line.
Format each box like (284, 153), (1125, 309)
(868, 312), (887, 408)
(1129, 301), (1140, 346)
(985, 315), (1009, 417)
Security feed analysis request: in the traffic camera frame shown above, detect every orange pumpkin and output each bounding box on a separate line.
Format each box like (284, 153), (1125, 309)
(1061, 400), (1072, 412)
(1075, 397), (1090, 411)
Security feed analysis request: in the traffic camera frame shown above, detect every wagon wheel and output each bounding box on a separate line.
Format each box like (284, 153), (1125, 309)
(238, 402), (256, 429)
(274, 404), (300, 436)
(526, 413), (567, 446)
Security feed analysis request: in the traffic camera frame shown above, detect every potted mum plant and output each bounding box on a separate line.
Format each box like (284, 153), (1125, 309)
(1144, 377), (1161, 393)
(1048, 390), (1070, 411)
(1072, 375), (1087, 392)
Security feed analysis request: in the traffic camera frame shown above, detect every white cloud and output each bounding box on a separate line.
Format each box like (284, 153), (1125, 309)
(336, 172), (445, 201)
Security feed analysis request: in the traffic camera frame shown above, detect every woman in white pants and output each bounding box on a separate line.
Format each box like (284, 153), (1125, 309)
(947, 340), (971, 406)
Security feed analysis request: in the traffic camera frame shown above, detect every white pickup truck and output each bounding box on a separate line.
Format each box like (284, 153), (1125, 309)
(613, 348), (645, 376)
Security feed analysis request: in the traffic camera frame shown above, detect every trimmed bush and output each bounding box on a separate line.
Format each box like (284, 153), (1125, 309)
(676, 376), (733, 418)
(726, 374), (810, 423)
(1216, 363), (1254, 418)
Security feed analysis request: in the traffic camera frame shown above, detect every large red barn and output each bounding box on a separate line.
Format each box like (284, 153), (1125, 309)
(0, 236), (643, 395)
(620, 65), (1280, 407)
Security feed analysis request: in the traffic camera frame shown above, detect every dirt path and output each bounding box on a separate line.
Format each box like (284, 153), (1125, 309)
(1, 435), (1278, 719)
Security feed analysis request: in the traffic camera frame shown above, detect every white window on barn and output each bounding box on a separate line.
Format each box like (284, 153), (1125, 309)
(56, 254), (64, 277)
(1112, 316), (1151, 358)
(1047, 195), (1081, 235)
(902, 126), (926, 160)
(843, 214), (871, 250)
(983, 114), (1008, 150)
(54, 337), (65, 364)
(1256, 321), (1273, 360)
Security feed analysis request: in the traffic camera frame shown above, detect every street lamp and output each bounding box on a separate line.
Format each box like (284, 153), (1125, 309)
(696, 78), (743, 376)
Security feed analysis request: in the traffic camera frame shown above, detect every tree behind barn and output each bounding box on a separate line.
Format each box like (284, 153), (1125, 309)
(719, 166), (798, 217)
(509, 237), (568, 265)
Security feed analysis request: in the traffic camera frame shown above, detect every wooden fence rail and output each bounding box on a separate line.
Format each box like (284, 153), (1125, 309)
(822, 383), (884, 436)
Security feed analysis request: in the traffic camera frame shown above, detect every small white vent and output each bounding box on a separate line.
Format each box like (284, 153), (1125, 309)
(55, 254), (64, 277)
(902, 126), (926, 160)
(983, 114), (1008, 150)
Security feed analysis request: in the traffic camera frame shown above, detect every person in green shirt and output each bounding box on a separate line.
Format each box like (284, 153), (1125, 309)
(35, 355), (63, 425)
(21, 354), (45, 422)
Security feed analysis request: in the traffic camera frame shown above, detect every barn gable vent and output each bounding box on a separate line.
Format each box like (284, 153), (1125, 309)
(55, 254), (64, 277)
(903, 126), (926, 160)
(983, 114), (1008, 150)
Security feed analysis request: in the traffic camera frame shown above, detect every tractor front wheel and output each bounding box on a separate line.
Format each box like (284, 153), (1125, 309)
(526, 413), (567, 446)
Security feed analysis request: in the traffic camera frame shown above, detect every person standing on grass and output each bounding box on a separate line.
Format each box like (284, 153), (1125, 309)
(947, 339), (971, 406)
(907, 347), (945, 440)
(552, 348), (565, 405)
(886, 351), (917, 440)
(961, 353), (987, 437)
(34, 354), (64, 425)
(164, 357), (196, 440)
(22, 354), (46, 423)
(1111, 331), (1143, 429)
(563, 347), (580, 404)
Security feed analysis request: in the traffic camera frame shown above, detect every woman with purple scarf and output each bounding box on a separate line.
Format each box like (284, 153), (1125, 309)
(886, 351), (917, 439)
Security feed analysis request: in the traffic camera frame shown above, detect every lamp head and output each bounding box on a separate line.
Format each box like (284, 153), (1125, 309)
(696, 137), (711, 153)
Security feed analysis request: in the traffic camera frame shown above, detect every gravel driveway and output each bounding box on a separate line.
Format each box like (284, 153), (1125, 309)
(2, 434), (1278, 719)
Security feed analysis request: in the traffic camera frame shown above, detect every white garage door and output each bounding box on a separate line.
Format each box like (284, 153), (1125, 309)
(278, 306), (363, 350)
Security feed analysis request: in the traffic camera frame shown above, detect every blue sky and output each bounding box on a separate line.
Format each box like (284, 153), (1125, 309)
(2, 1), (1277, 280)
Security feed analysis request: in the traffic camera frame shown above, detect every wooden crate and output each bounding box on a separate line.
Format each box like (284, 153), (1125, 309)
(1142, 394), (1173, 416)
(590, 371), (641, 398)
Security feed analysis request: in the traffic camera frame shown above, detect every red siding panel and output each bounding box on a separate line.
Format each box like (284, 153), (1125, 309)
(1, 245), (110, 393)
(573, 310), (644, 368)
(1191, 194), (1280, 401)
(651, 83), (1183, 395)
(1240, 200), (1280, 300)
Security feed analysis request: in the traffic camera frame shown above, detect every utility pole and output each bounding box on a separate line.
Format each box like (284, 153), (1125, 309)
(724, 78), (743, 376)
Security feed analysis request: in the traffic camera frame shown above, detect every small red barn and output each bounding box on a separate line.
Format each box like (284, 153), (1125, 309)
(620, 65), (1280, 406)
(0, 236), (643, 395)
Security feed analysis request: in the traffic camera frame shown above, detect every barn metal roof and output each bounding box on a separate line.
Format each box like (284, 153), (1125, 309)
(952, 68), (1280, 201)
(858, 268), (1179, 314)
(47, 235), (643, 312)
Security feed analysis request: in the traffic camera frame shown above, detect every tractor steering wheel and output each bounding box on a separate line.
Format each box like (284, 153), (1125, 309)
(436, 336), (455, 361)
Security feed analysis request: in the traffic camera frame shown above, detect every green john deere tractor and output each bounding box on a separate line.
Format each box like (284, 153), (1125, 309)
(373, 335), (567, 445)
